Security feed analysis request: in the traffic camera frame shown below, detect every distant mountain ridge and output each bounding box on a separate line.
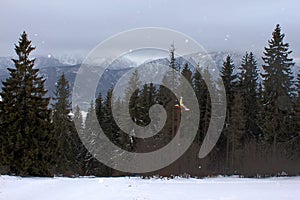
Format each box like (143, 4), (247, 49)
(0, 52), (298, 108)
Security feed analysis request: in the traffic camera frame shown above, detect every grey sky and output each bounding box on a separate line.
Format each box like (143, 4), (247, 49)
(1, 0), (299, 61)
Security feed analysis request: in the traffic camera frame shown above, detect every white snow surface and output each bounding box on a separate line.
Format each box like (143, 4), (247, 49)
(1, 175), (300, 200)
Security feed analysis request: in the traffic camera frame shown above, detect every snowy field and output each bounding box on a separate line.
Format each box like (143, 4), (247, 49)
(1, 175), (300, 200)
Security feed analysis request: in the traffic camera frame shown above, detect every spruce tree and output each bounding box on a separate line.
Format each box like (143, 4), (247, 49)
(202, 67), (212, 136)
(158, 45), (180, 141)
(227, 91), (246, 170)
(239, 52), (260, 138)
(101, 90), (120, 146)
(220, 55), (237, 168)
(256, 83), (265, 141)
(120, 69), (141, 150)
(0, 32), (53, 176)
(74, 105), (84, 133)
(291, 73), (300, 157)
(95, 93), (104, 124)
(73, 105), (90, 174)
(84, 100), (107, 175)
(52, 74), (83, 175)
(192, 68), (205, 143)
(261, 24), (295, 153)
(181, 63), (192, 84)
(138, 84), (151, 126)
(126, 69), (141, 129)
(221, 55), (237, 109)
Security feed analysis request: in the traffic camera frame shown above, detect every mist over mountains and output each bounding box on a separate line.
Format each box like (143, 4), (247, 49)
(0, 52), (298, 106)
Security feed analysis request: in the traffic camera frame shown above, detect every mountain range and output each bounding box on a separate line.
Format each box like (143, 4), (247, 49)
(0, 52), (298, 108)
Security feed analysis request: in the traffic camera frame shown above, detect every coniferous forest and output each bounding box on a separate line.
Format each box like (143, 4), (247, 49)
(0, 25), (300, 177)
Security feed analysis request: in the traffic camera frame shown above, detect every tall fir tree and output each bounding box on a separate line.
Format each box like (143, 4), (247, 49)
(181, 63), (193, 84)
(83, 100), (109, 176)
(0, 32), (53, 176)
(220, 55), (237, 169)
(221, 55), (238, 109)
(192, 68), (205, 143)
(202, 67), (213, 136)
(261, 24), (295, 153)
(239, 52), (260, 138)
(74, 105), (84, 134)
(52, 74), (83, 175)
(73, 105), (90, 174)
(227, 91), (246, 170)
(291, 72), (300, 157)
(158, 44), (180, 142)
(126, 69), (141, 128)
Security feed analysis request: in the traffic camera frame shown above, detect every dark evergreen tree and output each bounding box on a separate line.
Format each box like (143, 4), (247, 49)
(261, 24), (295, 153)
(119, 69), (141, 150)
(192, 68), (205, 143)
(134, 83), (162, 152)
(256, 83), (265, 141)
(227, 91), (246, 170)
(74, 105), (84, 134)
(52, 74), (83, 175)
(290, 72), (300, 157)
(158, 44), (180, 142)
(83, 100), (108, 176)
(239, 52), (260, 138)
(138, 84), (151, 126)
(95, 93), (104, 122)
(0, 32), (53, 176)
(73, 105), (90, 174)
(126, 69), (141, 129)
(169, 44), (179, 71)
(100, 89), (123, 151)
(220, 55), (237, 167)
(221, 55), (238, 109)
(202, 67), (213, 136)
(181, 63), (193, 84)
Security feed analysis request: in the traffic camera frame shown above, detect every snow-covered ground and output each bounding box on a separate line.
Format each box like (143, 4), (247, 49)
(1, 175), (299, 200)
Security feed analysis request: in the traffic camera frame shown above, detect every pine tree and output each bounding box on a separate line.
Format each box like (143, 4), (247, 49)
(73, 105), (89, 174)
(202, 67), (213, 136)
(256, 83), (265, 141)
(126, 69), (141, 129)
(239, 52), (260, 138)
(52, 74), (83, 175)
(74, 105), (84, 133)
(261, 24), (295, 154)
(104, 90), (122, 147)
(137, 84), (151, 127)
(192, 68), (205, 143)
(95, 93), (104, 129)
(181, 63), (193, 84)
(158, 45), (180, 141)
(221, 55), (237, 108)
(220, 55), (237, 168)
(192, 66), (210, 144)
(291, 73), (300, 157)
(134, 83), (159, 152)
(169, 44), (179, 71)
(227, 91), (246, 170)
(0, 32), (53, 176)
(120, 69), (141, 150)
(83, 100), (107, 176)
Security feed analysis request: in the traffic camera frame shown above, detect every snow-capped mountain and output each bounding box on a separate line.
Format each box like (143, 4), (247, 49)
(0, 52), (298, 109)
(0, 55), (137, 107)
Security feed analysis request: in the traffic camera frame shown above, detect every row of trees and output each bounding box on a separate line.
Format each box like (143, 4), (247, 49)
(0, 24), (299, 177)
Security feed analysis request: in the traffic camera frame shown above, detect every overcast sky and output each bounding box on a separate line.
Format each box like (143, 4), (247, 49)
(1, 0), (299, 61)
